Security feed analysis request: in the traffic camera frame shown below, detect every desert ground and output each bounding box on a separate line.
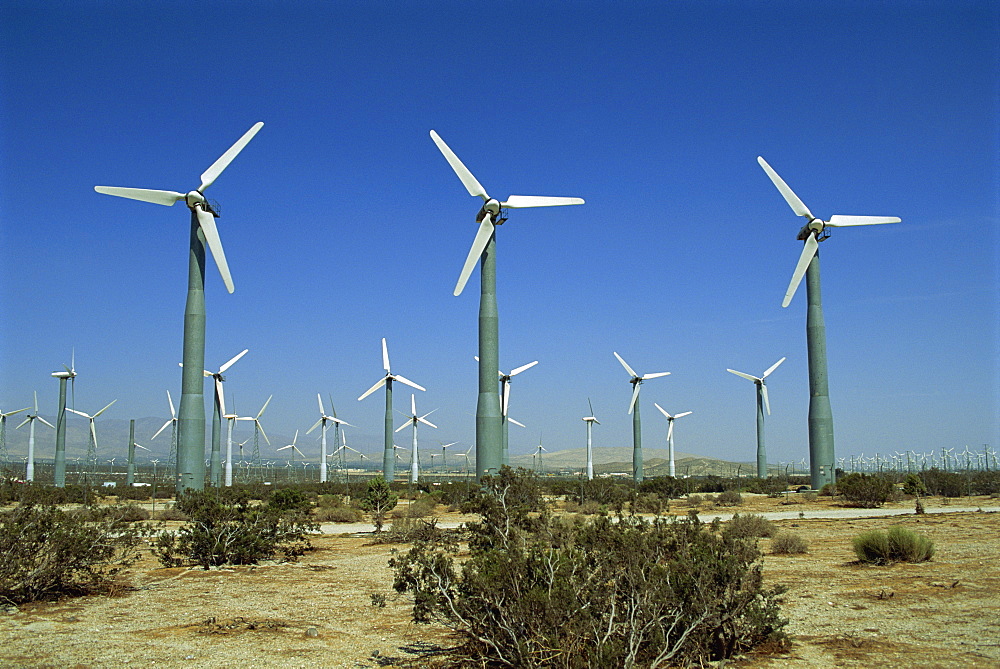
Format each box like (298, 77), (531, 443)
(1, 494), (998, 668)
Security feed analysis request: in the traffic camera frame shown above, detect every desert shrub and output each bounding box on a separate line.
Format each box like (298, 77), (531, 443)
(117, 504), (151, 522)
(632, 492), (665, 514)
(314, 506), (364, 522)
(818, 483), (835, 496)
(920, 469), (966, 497)
(574, 500), (602, 515)
(0, 503), (148, 604)
(574, 477), (631, 511)
(836, 473), (896, 508)
(902, 473), (927, 497)
(694, 476), (726, 493)
(266, 488), (313, 514)
(637, 476), (686, 501)
(741, 477), (788, 497)
(771, 531), (809, 554)
(715, 490), (743, 507)
(852, 526), (935, 564)
(153, 506), (188, 521)
(0, 482), (101, 506)
(394, 494), (438, 519)
(391, 475), (787, 666)
(686, 494), (703, 508)
(360, 477), (399, 534)
(154, 489), (317, 568)
(723, 513), (776, 539)
(376, 517), (444, 544)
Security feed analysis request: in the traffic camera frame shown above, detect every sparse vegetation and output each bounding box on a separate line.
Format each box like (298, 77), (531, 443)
(852, 525), (935, 564)
(359, 476), (398, 534)
(723, 513), (777, 540)
(771, 531), (809, 554)
(837, 473), (896, 508)
(715, 489), (744, 506)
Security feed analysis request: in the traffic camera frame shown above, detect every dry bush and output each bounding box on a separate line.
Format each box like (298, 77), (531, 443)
(852, 526), (935, 565)
(314, 506), (364, 523)
(686, 494), (704, 508)
(771, 531), (809, 554)
(723, 513), (777, 539)
(715, 490), (743, 507)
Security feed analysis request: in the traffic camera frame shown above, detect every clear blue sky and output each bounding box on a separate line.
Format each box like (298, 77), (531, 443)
(1, 1), (997, 467)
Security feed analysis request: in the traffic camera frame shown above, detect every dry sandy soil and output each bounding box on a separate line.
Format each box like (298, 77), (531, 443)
(1, 495), (998, 668)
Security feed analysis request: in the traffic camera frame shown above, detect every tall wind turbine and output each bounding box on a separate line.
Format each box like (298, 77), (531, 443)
(582, 398), (601, 480)
(476, 356), (536, 465)
(727, 357), (785, 478)
(151, 390), (179, 468)
(613, 352), (670, 483)
(16, 392), (54, 481)
(307, 393), (351, 483)
(50, 351), (76, 487)
(358, 338), (425, 482)
(0, 403), (30, 467)
(394, 394), (437, 483)
(277, 430), (304, 478)
(237, 395), (271, 477)
(653, 404), (692, 478)
(758, 156), (900, 489)
(66, 399), (117, 475)
(95, 122), (264, 492)
(430, 130), (583, 478)
(186, 349), (247, 487)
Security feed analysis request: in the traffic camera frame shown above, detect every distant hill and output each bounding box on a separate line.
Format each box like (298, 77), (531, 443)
(509, 446), (752, 477)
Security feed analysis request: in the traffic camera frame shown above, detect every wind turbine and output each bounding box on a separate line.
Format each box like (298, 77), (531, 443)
(613, 351), (670, 483)
(221, 394), (245, 487)
(182, 348), (247, 487)
(476, 356), (536, 465)
(307, 393), (351, 483)
(358, 337), (425, 483)
(50, 351), (76, 486)
(533, 438), (548, 474)
(151, 390), (179, 468)
(95, 122), (264, 492)
(440, 441), (458, 470)
(277, 430), (304, 479)
(430, 130), (583, 478)
(0, 403), (30, 467)
(125, 419), (150, 486)
(726, 357), (785, 478)
(66, 399), (117, 476)
(394, 394), (437, 483)
(582, 398), (601, 480)
(237, 395), (271, 476)
(16, 392), (54, 481)
(652, 404), (692, 478)
(758, 156), (900, 489)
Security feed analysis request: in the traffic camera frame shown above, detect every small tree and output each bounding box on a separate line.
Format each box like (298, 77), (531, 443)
(360, 476), (398, 533)
(837, 473), (896, 508)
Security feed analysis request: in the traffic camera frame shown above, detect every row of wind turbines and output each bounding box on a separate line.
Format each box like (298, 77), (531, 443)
(80, 123), (900, 491)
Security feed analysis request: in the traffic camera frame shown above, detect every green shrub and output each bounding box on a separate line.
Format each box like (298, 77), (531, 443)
(266, 488), (313, 514)
(359, 477), (398, 534)
(770, 531), (809, 554)
(920, 469), (966, 497)
(716, 490), (743, 507)
(394, 494), (438, 519)
(837, 473), (896, 508)
(377, 516), (444, 544)
(154, 489), (317, 568)
(852, 525), (935, 564)
(723, 513), (776, 539)
(314, 506), (364, 523)
(391, 485), (787, 666)
(902, 473), (927, 497)
(0, 503), (148, 603)
(632, 492), (665, 514)
(637, 475), (686, 500)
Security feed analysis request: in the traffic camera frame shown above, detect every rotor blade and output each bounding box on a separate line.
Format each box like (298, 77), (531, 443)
(94, 186), (184, 206)
(166, 389), (176, 418)
(501, 195), (585, 208)
(613, 351), (637, 378)
(277, 444), (292, 452)
(199, 122), (264, 191)
(195, 206), (235, 294)
(33, 390), (38, 413)
(329, 417), (352, 426)
(94, 399), (117, 417)
(628, 383), (641, 415)
(429, 130), (488, 199)
(510, 360), (538, 376)
(641, 371), (670, 380)
(381, 337), (390, 372)
(454, 215), (494, 296)
(501, 379), (511, 417)
(411, 394), (416, 416)
(151, 420), (172, 440)
(757, 156), (813, 219)
(135, 443), (149, 450)
(675, 411), (693, 419)
(827, 215), (901, 227)
(65, 408), (90, 418)
(507, 417), (526, 428)
(782, 233), (819, 308)
(306, 417), (324, 435)
(15, 417), (30, 429)
(393, 374), (426, 392)
(317, 393), (325, 416)
(762, 356), (786, 378)
(394, 421), (410, 433)
(216, 378), (226, 417)
(293, 445), (304, 457)
(90, 421), (98, 450)
(257, 394), (272, 418)
(727, 369), (759, 382)
(37, 417), (56, 429)
(417, 416), (437, 429)
(588, 397), (594, 416)
(257, 422), (270, 445)
(219, 348), (249, 374)
(761, 384), (772, 416)
(653, 402), (671, 419)
(358, 377), (387, 401)
(667, 420), (674, 443)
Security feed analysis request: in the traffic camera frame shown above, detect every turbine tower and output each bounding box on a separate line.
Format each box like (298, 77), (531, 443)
(237, 395), (271, 478)
(394, 394), (437, 484)
(582, 398), (601, 480)
(758, 156), (900, 489)
(66, 399), (117, 476)
(16, 392), (54, 482)
(430, 130), (583, 478)
(196, 349), (248, 487)
(95, 122), (264, 492)
(307, 393), (351, 483)
(50, 351), (76, 486)
(653, 404), (692, 478)
(476, 356), (536, 465)
(358, 337), (425, 483)
(613, 352), (670, 483)
(727, 357), (785, 478)
(151, 390), (178, 469)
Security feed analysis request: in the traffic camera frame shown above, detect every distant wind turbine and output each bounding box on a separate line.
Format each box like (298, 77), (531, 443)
(66, 399), (117, 475)
(151, 390), (179, 468)
(307, 393), (351, 483)
(727, 357), (785, 478)
(237, 395), (272, 474)
(395, 394), (437, 483)
(50, 350), (76, 486)
(614, 351), (670, 483)
(181, 348), (247, 487)
(1, 403), (30, 467)
(653, 404), (692, 478)
(16, 392), (54, 481)
(582, 398), (601, 480)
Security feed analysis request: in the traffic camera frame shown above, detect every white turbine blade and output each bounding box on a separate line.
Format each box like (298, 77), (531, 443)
(306, 417), (324, 435)
(257, 423), (270, 445)
(429, 130), (488, 199)
(330, 417), (352, 426)
(762, 357), (786, 378)
(641, 371), (670, 380)
(417, 416), (438, 429)
(761, 384), (772, 416)
(613, 352), (638, 378)
(381, 337), (391, 372)
(317, 393), (325, 416)
(653, 402), (671, 419)
(166, 389), (176, 417)
(667, 420), (674, 443)
(727, 368), (759, 382)
(199, 122), (264, 191)
(501, 195), (585, 208)
(65, 408), (90, 418)
(394, 421), (411, 433)
(94, 186), (185, 206)
(135, 443), (149, 451)
(588, 398), (594, 416)
(94, 399), (117, 417)
(393, 374), (426, 392)
(411, 393), (416, 416)
(151, 419), (172, 440)
(256, 394), (272, 418)
(292, 429), (299, 445)
(675, 411), (693, 419)
(827, 215), (901, 227)
(219, 348), (249, 374)
(215, 378), (226, 416)
(293, 445), (305, 457)
(510, 360), (538, 376)
(508, 417), (526, 428)
(37, 416), (55, 429)
(90, 422), (98, 450)
(32, 390), (38, 413)
(454, 215), (495, 296)
(757, 156), (813, 219)
(628, 383), (641, 415)
(195, 206), (235, 294)
(501, 379), (511, 417)
(358, 377), (387, 401)
(783, 233), (819, 308)
(277, 444), (292, 452)
(15, 417), (30, 430)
